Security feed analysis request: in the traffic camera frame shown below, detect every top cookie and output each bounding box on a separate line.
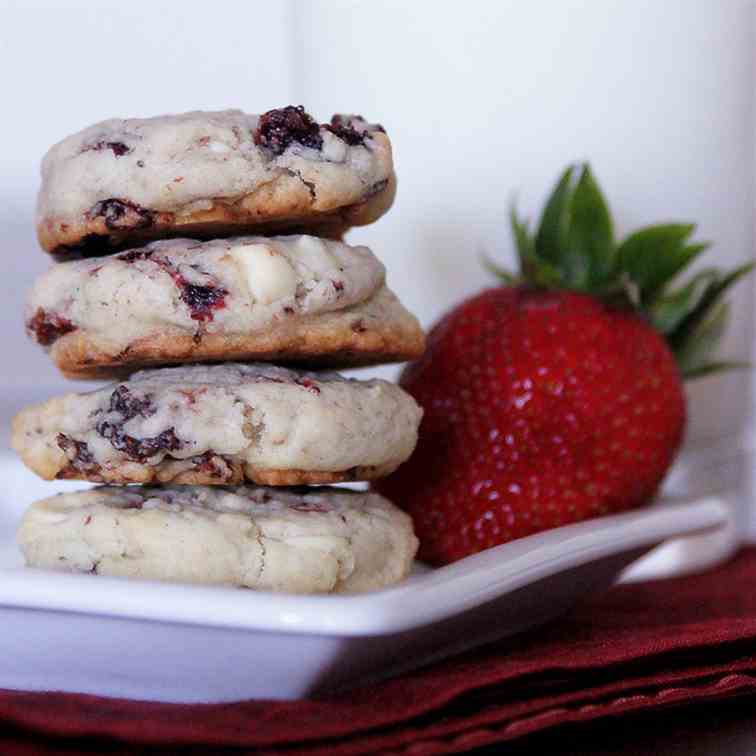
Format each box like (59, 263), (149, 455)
(37, 107), (395, 257)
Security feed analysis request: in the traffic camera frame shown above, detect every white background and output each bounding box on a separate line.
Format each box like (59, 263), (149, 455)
(1, 1), (754, 521)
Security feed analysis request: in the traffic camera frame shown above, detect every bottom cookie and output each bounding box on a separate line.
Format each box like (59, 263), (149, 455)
(18, 485), (418, 594)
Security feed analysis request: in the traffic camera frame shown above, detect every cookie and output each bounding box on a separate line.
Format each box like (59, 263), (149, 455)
(18, 485), (418, 593)
(12, 363), (423, 486)
(37, 108), (394, 256)
(26, 235), (425, 378)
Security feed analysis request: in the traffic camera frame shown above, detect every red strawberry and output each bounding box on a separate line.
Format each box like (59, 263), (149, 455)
(376, 164), (752, 565)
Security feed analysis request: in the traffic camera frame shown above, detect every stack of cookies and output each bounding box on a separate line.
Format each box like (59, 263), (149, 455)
(12, 106), (425, 594)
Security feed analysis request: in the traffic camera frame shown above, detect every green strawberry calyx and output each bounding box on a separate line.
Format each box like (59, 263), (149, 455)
(489, 163), (754, 379)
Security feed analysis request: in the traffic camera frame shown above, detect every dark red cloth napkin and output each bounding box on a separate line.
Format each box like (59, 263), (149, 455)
(4, 548), (756, 755)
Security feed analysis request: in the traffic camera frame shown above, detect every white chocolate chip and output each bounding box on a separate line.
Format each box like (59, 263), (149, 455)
(208, 141), (232, 154)
(230, 244), (298, 305)
(290, 236), (339, 275)
(321, 132), (348, 163)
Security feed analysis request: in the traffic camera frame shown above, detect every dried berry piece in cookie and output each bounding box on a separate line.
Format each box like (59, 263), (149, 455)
(180, 282), (228, 322)
(118, 248), (154, 264)
(117, 248), (227, 321)
(97, 422), (183, 462)
(27, 308), (76, 346)
(83, 141), (132, 157)
(326, 114), (385, 146)
(107, 385), (154, 420)
(254, 106), (323, 155)
(94, 384), (181, 461)
(191, 451), (238, 480)
(89, 199), (155, 230)
(295, 378), (321, 395)
(56, 434), (99, 474)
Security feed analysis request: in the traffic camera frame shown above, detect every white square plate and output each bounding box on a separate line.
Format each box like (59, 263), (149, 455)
(0, 455), (726, 702)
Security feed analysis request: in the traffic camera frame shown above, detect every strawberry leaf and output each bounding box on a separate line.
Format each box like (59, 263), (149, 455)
(535, 165), (574, 265)
(675, 301), (730, 376)
(509, 204), (534, 271)
(565, 165), (614, 289)
(668, 262), (755, 357)
(510, 205), (562, 287)
(683, 361), (750, 380)
(615, 224), (704, 303)
(588, 272), (641, 311)
(649, 269), (718, 335)
(481, 253), (520, 285)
